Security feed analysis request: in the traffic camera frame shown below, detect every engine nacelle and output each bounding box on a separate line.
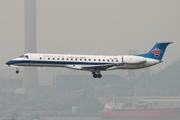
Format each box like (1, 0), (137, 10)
(123, 56), (146, 64)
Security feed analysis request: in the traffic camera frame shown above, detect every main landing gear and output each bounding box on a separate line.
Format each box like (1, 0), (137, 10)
(92, 72), (102, 78)
(16, 67), (19, 74)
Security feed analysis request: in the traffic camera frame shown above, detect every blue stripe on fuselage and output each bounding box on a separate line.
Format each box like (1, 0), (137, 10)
(6, 60), (116, 66)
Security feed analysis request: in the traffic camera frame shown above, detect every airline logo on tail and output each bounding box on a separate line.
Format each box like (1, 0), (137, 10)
(151, 48), (162, 58)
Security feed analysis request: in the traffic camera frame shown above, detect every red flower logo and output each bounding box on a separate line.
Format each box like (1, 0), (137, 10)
(151, 48), (162, 58)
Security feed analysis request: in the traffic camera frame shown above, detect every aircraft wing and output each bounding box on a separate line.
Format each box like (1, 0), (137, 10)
(82, 63), (123, 71)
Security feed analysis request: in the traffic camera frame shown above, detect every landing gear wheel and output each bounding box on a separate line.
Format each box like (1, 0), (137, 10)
(16, 68), (19, 74)
(92, 72), (102, 78)
(16, 70), (19, 74)
(97, 74), (102, 78)
(93, 74), (97, 78)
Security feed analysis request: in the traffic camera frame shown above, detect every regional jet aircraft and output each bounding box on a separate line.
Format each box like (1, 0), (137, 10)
(6, 42), (172, 78)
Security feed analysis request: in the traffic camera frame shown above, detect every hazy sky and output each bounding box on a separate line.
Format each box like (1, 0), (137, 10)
(0, 0), (180, 72)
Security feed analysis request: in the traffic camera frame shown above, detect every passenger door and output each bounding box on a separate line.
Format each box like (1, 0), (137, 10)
(31, 54), (37, 65)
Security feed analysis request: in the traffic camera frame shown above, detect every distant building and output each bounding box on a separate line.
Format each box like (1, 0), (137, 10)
(24, 0), (38, 93)
(54, 74), (126, 97)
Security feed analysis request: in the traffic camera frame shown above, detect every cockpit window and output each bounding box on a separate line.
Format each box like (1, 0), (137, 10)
(20, 55), (25, 58)
(19, 55), (28, 59)
(25, 55), (29, 59)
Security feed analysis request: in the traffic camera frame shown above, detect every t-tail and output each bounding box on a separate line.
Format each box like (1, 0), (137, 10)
(137, 41), (172, 61)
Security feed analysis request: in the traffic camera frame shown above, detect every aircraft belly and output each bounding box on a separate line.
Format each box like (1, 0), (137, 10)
(17, 62), (65, 67)
(109, 63), (146, 70)
(34, 63), (65, 67)
(14, 63), (31, 66)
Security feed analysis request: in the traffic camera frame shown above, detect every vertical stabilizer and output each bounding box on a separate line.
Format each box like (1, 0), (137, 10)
(137, 42), (172, 60)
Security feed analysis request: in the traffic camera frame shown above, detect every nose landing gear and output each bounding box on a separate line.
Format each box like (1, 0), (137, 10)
(16, 68), (19, 74)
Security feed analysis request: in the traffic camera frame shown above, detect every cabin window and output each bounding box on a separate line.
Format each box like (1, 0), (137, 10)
(80, 59), (82, 61)
(71, 58), (73, 60)
(94, 59), (96, 61)
(67, 58), (68, 60)
(40, 57), (42, 60)
(89, 59), (91, 61)
(53, 58), (55, 60)
(57, 58), (59, 60)
(99, 59), (101, 61)
(62, 58), (64, 60)
(75, 58), (77, 61)
(103, 59), (105, 61)
(84, 59), (86, 61)
(112, 60), (114, 62)
(107, 59), (109, 62)
(116, 60), (118, 62)
(48, 58), (50, 60)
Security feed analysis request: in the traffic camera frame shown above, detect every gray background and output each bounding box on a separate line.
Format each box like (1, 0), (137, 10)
(0, 0), (179, 73)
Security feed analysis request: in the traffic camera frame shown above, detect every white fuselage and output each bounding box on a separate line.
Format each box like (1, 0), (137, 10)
(6, 41), (172, 78)
(9, 53), (161, 71)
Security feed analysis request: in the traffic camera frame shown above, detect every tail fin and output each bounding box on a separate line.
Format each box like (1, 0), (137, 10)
(137, 41), (172, 60)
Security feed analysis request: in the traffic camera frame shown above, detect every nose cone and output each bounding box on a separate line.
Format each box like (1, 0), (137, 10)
(6, 60), (13, 66)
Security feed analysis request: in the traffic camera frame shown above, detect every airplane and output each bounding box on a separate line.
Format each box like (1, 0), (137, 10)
(6, 41), (172, 78)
